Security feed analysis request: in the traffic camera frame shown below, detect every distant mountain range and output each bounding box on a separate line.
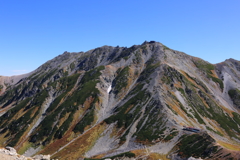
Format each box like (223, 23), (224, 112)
(0, 41), (240, 160)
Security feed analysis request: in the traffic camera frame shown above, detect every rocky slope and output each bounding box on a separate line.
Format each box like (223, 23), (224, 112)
(0, 147), (50, 160)
(0, 41), (240, 160)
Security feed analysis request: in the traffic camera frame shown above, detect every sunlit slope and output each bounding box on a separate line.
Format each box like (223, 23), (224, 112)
(1, 41), (240, 160)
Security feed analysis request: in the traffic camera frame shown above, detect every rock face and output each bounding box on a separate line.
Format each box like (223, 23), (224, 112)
(0, 147), (18, 157)
(0, 41), (240, 160)
(0, 147), (50, 160)
(32, 154), (50, 160)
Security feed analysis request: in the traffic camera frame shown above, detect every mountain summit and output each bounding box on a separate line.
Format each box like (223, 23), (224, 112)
(0, 41), (240, 160)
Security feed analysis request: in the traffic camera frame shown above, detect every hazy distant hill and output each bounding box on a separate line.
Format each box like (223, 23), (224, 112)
(1, 41), (240, 160)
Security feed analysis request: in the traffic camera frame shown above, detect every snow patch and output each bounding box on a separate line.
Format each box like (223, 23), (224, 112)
(107, 85), (112, 93)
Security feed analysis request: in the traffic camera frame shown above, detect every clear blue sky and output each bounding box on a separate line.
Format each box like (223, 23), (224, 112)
(1, 0), (239, 76)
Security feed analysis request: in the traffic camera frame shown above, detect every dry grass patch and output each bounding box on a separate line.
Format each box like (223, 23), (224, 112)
(51, 122), (106, 160)
(58, 112), (70, 127)
(197, 94), (210, 109)
(38, 107), (91, 155)
(174, 81), (182, 88)
(166, 98), (190, 122)
(18, 141), (33, 155)
(125, 104), (134, 114)
(220, 105), (234, 117)
(0, 131), (10, 147)
(131, 149), (170, 160)
(210, 70), (218, 78)
(217, 140), (240, 151)
(210, 120), (227, 136)
(16, 107), (41, 150)
(91, 153), (107, 159)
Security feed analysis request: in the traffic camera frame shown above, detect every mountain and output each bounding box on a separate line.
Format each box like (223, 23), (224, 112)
(0, 41), (240, 160)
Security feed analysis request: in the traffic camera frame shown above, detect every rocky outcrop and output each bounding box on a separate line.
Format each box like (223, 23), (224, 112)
(32, 154), (50, 160)
(0, 147), (50, 160)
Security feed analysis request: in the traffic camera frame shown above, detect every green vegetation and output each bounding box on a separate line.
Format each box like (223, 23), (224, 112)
(27, 72), (39, 80)
(30, 113), (55, 143)
(166, 104), (178, 115)
(177, 134), (215, 158)
(177, 87), (185, 95)
(223, 153), (231, 158)
(203, 103), (240, 138)
(80, 66), (104, 84)
(133, 51), (141, 64)
(0, 97), (31, 128)
(73, 108), (95, 133)
(105, 87), (148, 128)
(63, 71), (69, 77)
(206, 126), (223, 136)
(1, 86), (20, 108)
(136, 119), (166, 142)
(32, 89), (49, 107)
(7, 105), (41, 146)
(113, 66), (130, 94)
(46, 92), (67, 113)
(123, 56), (129, 60)
(191, 107), (205, 124)
(107, 152), (135, 159)
(105, 83), (153, 144)
(54, 112), (74, 138)
(165, 66), (238, 138)
(193, 60), (224, 90)
(232, 112), (240, 125)
(228, 89), (240, 98)
(161, 76), (171, 84)
(191, 89), (240, 138)
(184, 72), (209, 93)
(179, 102), (194, 119)
(194, 60), (214, 75)
(138, 60), (160, 82)
(161, 66), (183, 85)
(129, 83), (144, 96)
(57, 73), (80, 92)
(39, 69), (57, 84)
(228, 89), (240, 107)
(135, 102), (166, 143)
(141, 45), (147, 50)
(114, 45), (138, 62)
(163, 65), (239, 138)
(30, 66), (104, 143)
(209, 75), (224, 90)
(164, 131), (179, 141)
(162, 45), (170, 50)
(208, 111), (239, 138)
(176, 71), (231, 130)
(70, 62), (75, 71)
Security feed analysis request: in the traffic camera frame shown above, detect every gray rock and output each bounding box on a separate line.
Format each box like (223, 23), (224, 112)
(5, 146), (16, 153)
(33, 154), (50, 160)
